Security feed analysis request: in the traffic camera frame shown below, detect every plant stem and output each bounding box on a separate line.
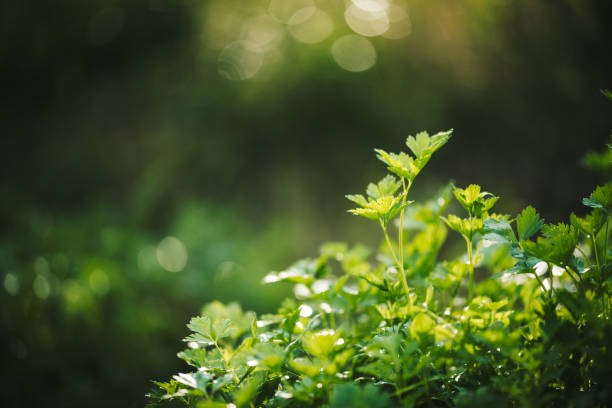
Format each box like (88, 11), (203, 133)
(466, 235), (474, 303)
(382, 222), (401, 266)
(398, 179), (408, 277)
(396, 179), (412, 303)
(564, 266), (580, 286)
(381, 221), (410, 302)
(603, 217), (609, 281)
(592, 234), (601, 281)
(533, 273), (549, 297)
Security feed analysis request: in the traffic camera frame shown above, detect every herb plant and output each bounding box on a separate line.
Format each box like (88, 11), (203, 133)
(148, 126), (612, 407)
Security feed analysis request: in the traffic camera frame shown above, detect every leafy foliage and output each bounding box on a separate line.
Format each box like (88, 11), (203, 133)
(149, 132), (612, 408)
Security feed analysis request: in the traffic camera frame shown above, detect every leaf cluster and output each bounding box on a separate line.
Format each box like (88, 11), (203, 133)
(149, 131), (612, 408)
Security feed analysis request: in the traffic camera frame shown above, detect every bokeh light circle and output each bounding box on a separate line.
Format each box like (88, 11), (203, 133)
(156, 236), (188, 272)
(344, 3), (389, 37)
(268, 0), (315, 23)
(331, 34), (377, 72)
(218, 41), (264, 80)
(244, 15), (284, 51)
(288, 7), (334, 44)
(3, 273), (19, 295)
(382, 4), (412, 39)
(351, 0), (389, 12)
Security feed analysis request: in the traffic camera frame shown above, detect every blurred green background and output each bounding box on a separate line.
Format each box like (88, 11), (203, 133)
(1, 0), (611, 406)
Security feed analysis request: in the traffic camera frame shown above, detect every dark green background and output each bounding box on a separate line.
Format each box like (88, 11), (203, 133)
(1, 0), (610, 406)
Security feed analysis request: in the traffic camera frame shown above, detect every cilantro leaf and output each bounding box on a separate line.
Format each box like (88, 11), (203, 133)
(184, 316), (236, 345)
(516, 206), (544, 241)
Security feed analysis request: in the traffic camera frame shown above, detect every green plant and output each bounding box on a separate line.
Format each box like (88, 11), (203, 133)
(148, 129), (612, 407)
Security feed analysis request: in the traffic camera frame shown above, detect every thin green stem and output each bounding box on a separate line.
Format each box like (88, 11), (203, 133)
(398, 179), (408, 274)
(398, 179), (412, 302)
(534, 273), (552, 301)
(533, 273), (549, 298)
(381, 221), (410, 302)
(592, 234), (601, 281)
(603, 217), (609, 281)
(381, 222), (401, 266)
(473, 239), (484, 264)
(564, 266), (580, 286)
(466, 235), (474, 303)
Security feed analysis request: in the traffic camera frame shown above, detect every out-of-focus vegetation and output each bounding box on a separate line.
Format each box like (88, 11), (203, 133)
(0, 0), (611, 407)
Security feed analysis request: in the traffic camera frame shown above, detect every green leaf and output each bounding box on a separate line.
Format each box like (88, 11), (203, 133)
(232, 371), (266, 408)
(441, 214), (483, 238)
(522, 223), (578, 266)
(516, 206), (544, 241)
(366, 175), (401, 199)
(570, 211), (605, 235)
(262, 257), (329, 285)
(302, 329), (341, 358)
(328, 383), (391, 408)
(348, 195), (412, 227)
(184, 316), (236, 345)
(585, 182), (612, 212)
(406, 131), (431, 158)
(346, 194), (369, 207)
(178, 348), (209, 368)
(454, 184), (481, 210)
(406, 129), (452, 160)
(583, 198), (604, 210)
(173, 371), (212, 392)
(453, 184), (499, 217)
(374, 149), (419, 180)
(440, 214), (467, 236)
(409, 312), (436, 340)
(290, 357), (323, 377)
(483, 217), (516, 243)
(251, 342), (285, 369)
(197, 402), (230, 408)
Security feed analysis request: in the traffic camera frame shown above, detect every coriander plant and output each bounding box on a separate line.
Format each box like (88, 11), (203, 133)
(148, 125), (612, 407)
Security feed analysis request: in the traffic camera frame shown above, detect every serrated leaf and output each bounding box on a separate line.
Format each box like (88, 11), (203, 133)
(346, 194), (369, 207)
(374, 149), (419, 180)
(516, 206), (544, 241)
(585, 182), (612, 212)
(453, 184), (499, 217)
(441, 214), (482, 238)
(178, 348), (209, 368)
(185, 316), (236, 345)
(366, 175), (401, 199)
(522, 223), (578, 266)
(570, 211), (605, 235)
(406, 131), (431, 157)
(454, 184), (481, 209)
(406, 129), (452, 160)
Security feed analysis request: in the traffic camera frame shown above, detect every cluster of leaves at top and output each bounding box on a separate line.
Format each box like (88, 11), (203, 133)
(149, 129), (612, 407)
